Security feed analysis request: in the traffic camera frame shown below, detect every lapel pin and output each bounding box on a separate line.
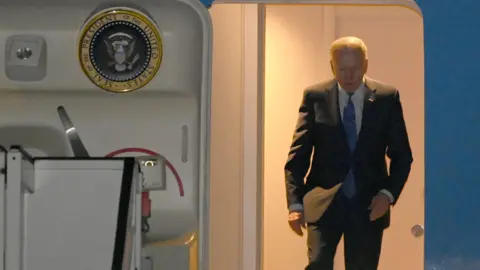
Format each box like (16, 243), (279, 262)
(368, 90), (377, 102)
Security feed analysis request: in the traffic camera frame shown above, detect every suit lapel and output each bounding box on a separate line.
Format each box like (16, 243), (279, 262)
(327, 83), (341, 126)
(326, 82), (350, 154)
(355, 77), (378, 155)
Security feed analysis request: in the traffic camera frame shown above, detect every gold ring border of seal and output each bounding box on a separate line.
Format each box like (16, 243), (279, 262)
(78, 8), (163, 93)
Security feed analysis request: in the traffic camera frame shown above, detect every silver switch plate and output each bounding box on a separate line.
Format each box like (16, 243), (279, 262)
(137, 155), (167, 191)
(5, 35), (47, 82)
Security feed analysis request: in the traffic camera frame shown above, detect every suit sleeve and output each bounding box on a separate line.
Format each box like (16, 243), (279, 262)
(284, 91), (315, 209)
(384, 90), (413, 204)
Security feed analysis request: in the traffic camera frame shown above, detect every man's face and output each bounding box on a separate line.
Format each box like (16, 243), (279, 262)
(330, 49), (368, 92)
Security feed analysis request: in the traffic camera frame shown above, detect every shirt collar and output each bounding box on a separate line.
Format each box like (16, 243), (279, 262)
(337, 78), (366, 97)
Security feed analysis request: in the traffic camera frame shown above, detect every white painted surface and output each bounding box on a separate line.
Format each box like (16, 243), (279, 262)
(209, 4), (245, 270)
(6, 157), (137, 270)
(211, 1), (422, 270)
(229, 0), (421, 269)
(216, 0), (421, 15)
(0, 151), (5, 270)
(241, 4), (265, 270)
(0, 3), (209, 94)
(0, 0), (425, 270)
(0, 0), (213, 269)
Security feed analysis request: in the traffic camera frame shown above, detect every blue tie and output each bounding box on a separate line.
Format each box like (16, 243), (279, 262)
(342, 93), (357, 198)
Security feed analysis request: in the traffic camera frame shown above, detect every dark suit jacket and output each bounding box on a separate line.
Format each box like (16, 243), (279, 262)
(284, 77), (413, 228)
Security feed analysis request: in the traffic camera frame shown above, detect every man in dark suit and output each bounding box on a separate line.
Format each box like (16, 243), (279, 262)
(285, 36), (413, 270)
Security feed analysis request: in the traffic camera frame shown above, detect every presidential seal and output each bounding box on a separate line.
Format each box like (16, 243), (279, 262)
(78, 8), (163, 93)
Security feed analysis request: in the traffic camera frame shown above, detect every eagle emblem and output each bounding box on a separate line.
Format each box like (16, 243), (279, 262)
(103, 32), (140, 72)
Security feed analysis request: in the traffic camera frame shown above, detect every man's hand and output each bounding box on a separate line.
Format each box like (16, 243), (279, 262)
(288, 211), (306, 236)
(369, 193), (391, 221)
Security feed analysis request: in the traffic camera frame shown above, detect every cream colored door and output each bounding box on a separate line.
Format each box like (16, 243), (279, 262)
(209, 4), (245, 270)
(263, 5), (424, 270)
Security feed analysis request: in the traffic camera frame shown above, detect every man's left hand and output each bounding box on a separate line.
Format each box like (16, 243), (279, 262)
(369, 193), (391, 221)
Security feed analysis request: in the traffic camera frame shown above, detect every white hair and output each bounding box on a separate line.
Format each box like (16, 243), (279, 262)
(330, 36), (368, 60)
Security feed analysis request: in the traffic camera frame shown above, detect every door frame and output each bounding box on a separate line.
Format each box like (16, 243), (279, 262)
(213, 1), (423, 269)
(239, 4), (265, 270)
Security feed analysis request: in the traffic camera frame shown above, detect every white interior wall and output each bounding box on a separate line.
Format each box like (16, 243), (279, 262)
(209, 4), (244, 270)
(208, 4), (424, 270)
(263, 6), (330, 270)
(263, 5), (424, 270)
(209, 5), (264, 270)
